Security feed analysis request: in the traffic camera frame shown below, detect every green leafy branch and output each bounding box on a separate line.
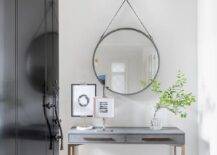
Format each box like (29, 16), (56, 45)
(151, 71), (196, 118)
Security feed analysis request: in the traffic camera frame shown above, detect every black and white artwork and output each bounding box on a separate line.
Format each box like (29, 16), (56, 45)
(94, 98), (114, 118)
(71, 84), (96, 117)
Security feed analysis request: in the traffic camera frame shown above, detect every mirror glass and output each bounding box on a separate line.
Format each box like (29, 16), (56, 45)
(93, 28), (159, 95)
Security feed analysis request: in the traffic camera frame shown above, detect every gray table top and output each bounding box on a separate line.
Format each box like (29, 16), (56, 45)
(68, 127), (185, 135)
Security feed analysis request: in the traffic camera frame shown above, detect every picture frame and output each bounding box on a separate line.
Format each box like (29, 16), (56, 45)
(71, 84), (97, 117)
(94, 97), (114, 118)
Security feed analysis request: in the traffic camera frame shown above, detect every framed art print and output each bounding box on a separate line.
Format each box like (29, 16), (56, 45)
(94, 97), (114, 118)
(71, 84), (96, 117)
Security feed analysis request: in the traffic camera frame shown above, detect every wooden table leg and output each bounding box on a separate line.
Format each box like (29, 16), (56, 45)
(173, 146), (177, 155)
(181, 145), (185, 155)
(68, 145), (75, 155)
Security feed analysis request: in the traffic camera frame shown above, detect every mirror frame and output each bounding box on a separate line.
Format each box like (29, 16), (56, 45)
(92, 27), (160, 95)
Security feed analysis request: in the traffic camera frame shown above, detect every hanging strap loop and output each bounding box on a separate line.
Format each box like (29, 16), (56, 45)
(101, 0), (152, 39)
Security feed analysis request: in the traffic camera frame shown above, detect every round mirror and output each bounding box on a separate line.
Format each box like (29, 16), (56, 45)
(93, 28), (160, 95)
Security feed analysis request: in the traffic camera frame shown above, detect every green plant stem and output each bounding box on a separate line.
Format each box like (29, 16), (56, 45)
(153, 107), (160, 118)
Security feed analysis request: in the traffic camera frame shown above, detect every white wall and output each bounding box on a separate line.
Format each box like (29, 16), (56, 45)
(59, 0), (197, 155)
(198, 0), (217, 155)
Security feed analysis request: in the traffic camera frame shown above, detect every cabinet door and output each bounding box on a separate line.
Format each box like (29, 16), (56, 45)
(0, 0), (59, 154)
(0, 0), (16, 155)
(16, 0), (59, 155)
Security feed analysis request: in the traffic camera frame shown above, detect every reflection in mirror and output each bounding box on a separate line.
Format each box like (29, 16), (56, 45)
(93, 28), (159, 95)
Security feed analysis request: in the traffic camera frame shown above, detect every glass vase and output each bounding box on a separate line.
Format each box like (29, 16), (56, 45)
(150, 117), (162, 130)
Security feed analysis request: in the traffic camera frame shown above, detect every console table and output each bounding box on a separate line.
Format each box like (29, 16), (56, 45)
(68, 127), (185, 155)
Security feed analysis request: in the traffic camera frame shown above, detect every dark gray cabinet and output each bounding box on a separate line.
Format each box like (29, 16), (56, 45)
(0, 0), (59, 155)
(0, 1), (16, 155)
